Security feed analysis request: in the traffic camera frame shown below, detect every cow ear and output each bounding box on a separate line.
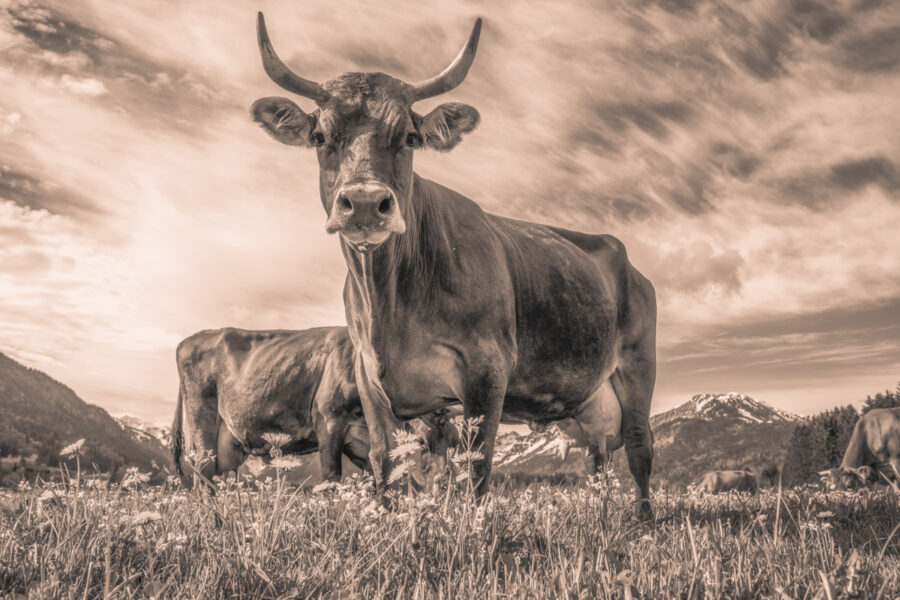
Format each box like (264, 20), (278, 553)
(418, 102), (480, 151)
(251, 97), (315, 147)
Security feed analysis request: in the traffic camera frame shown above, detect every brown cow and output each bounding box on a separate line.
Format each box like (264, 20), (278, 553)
(171, 327), (452, 488)
(697, 469), (758, 494)
(818, 407), (900, 490)
(251, 14), (657, 518)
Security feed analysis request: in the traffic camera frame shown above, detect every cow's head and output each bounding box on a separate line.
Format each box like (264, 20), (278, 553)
(251, 13), (482, 252)
(818, 466), (876, 490)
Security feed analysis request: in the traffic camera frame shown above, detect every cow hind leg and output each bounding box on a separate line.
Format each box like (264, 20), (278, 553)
(180, 383), (219, 490)
(611, 358), (656, 521)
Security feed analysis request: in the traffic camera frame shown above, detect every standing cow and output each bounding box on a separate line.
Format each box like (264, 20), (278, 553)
(251, 14), (657, 518)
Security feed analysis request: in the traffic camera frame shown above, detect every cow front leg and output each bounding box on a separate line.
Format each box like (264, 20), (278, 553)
(462, 368), (508, 498)
(354, 351), (400, 498)
(316, 417), (345, 483)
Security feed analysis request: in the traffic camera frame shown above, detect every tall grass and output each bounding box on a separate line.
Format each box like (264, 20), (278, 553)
(1, 450), (898, 598)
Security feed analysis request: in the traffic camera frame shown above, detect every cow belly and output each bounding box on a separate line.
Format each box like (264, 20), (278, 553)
(381, 344), (465, 418)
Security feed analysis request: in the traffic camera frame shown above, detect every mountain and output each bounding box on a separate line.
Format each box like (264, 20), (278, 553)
(655, 393), (800, 427)
(0, 353), (172, 478)
(116, 415), (172, 448)
(487, 393), (802, 490)
(611, 393), (800, 490)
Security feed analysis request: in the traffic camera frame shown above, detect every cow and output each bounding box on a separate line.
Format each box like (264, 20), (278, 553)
(697, 469), (758, 494)
(171, 327), (369, 488)
(251, 14), (657, 518)
(170, 326), (454, 489)
(818, 407), (900, 490)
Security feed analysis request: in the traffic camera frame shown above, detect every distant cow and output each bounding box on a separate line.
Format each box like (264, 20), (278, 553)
(698, 469), (758, 494)
(819, 407), (900, 490)
(171, 327), (452, 488)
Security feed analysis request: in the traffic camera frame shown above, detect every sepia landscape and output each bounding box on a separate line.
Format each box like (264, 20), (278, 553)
(2, 0), (899, 598)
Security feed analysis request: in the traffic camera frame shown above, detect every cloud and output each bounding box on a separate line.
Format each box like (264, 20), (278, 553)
(58, 73), (106, 95)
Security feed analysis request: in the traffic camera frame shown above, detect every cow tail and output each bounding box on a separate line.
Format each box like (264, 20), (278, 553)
(171, 386), (185, 482)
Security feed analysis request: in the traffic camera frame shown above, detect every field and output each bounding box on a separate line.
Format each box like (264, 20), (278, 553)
(1, 460), (899, 600)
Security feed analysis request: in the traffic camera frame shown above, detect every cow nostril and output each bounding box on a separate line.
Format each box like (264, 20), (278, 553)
(337, 195), (352, 212)
(377, 196), (393, 215)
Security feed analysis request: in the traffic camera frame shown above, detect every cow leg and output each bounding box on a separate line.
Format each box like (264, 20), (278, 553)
(462, 362), (509, 498)
(180, 383), (219, 490)
(611, 356), (656, 521)
(316, 417), (345, 483)
(216, 418), (246, 479)
(354, 351), (401, 497)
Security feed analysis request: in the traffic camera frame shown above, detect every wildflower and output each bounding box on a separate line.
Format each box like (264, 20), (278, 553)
(59, 439), (86, 458)
(38, 489), (61, 503)
(261, 432), (292, 458)
(312, 480), (340, 493)
(271, 455), (304, 470)
(450, 449), (484, 465)
(121, 467), (151, 490)
(390, 430), (425, 461)
(816, 511), (835, 519)
(130, 511), (162, 526)
(388, 461), (411, 484)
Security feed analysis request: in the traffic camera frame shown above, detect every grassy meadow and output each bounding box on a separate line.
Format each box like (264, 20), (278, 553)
(1, 458), (899, 600)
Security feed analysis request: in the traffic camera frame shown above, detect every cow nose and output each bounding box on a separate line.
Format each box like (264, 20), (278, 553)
(336, 182), (395, 221)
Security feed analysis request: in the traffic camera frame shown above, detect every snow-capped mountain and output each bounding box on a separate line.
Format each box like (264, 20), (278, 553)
(116, 415), (172, 448)
(654, 392), (800, 429)
(492, 427), (592, 476)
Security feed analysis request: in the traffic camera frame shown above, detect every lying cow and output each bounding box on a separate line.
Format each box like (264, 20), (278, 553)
(171, 327), (451, 488)
(697, 469), (758, 494)
(818, 407), (900, 490)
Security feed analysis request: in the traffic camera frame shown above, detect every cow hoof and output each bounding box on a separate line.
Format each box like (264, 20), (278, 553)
(636, 499), (654, 522)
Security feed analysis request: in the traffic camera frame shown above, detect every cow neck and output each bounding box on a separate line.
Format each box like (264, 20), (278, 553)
(341, 173), (452, 342)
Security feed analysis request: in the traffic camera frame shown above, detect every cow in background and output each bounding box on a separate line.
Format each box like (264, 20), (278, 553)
(171, 327), (448, 489)
(818, 407), (900, 490)
(697, 468), (758, 494)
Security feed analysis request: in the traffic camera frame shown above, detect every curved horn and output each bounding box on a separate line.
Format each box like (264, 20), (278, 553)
(410, 18), (482, 102)
(257, 12), (325, 101)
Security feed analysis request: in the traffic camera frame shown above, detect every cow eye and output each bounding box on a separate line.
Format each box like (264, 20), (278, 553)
(405, 132), (422, 148)
(311, 132), (326, 147)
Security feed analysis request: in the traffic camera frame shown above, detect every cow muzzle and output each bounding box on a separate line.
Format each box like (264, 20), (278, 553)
(326, 181), (406, 251)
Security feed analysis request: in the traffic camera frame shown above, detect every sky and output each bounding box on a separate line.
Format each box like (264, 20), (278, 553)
(0, 0), (898, 426)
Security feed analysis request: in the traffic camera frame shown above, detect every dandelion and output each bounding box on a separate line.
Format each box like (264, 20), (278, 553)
(388, 461), (411, 484)
(390, 430), (425, 461)
(261, 432), (292, 458)
(59, 439), (86, 458)
(271, 455), (304, 470)
(130, 511), (162, 526)
(312, 480), (340, 493)
(816, 510), (835, 519)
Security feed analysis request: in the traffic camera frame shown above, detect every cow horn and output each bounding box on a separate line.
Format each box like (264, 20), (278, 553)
(257, 12), (326, 102)
(410, 18), (482, 102)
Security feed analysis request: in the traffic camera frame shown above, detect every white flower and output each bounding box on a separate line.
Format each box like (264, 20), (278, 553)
(312, 480), (340, 493)
(271, 455), (304, 470)
(388, 461), (411, 484)
(59, 439), (86, 458)
(121, 467), (151, 490)
(261, 432), (292, 449)
(130, 511), (162, 526)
